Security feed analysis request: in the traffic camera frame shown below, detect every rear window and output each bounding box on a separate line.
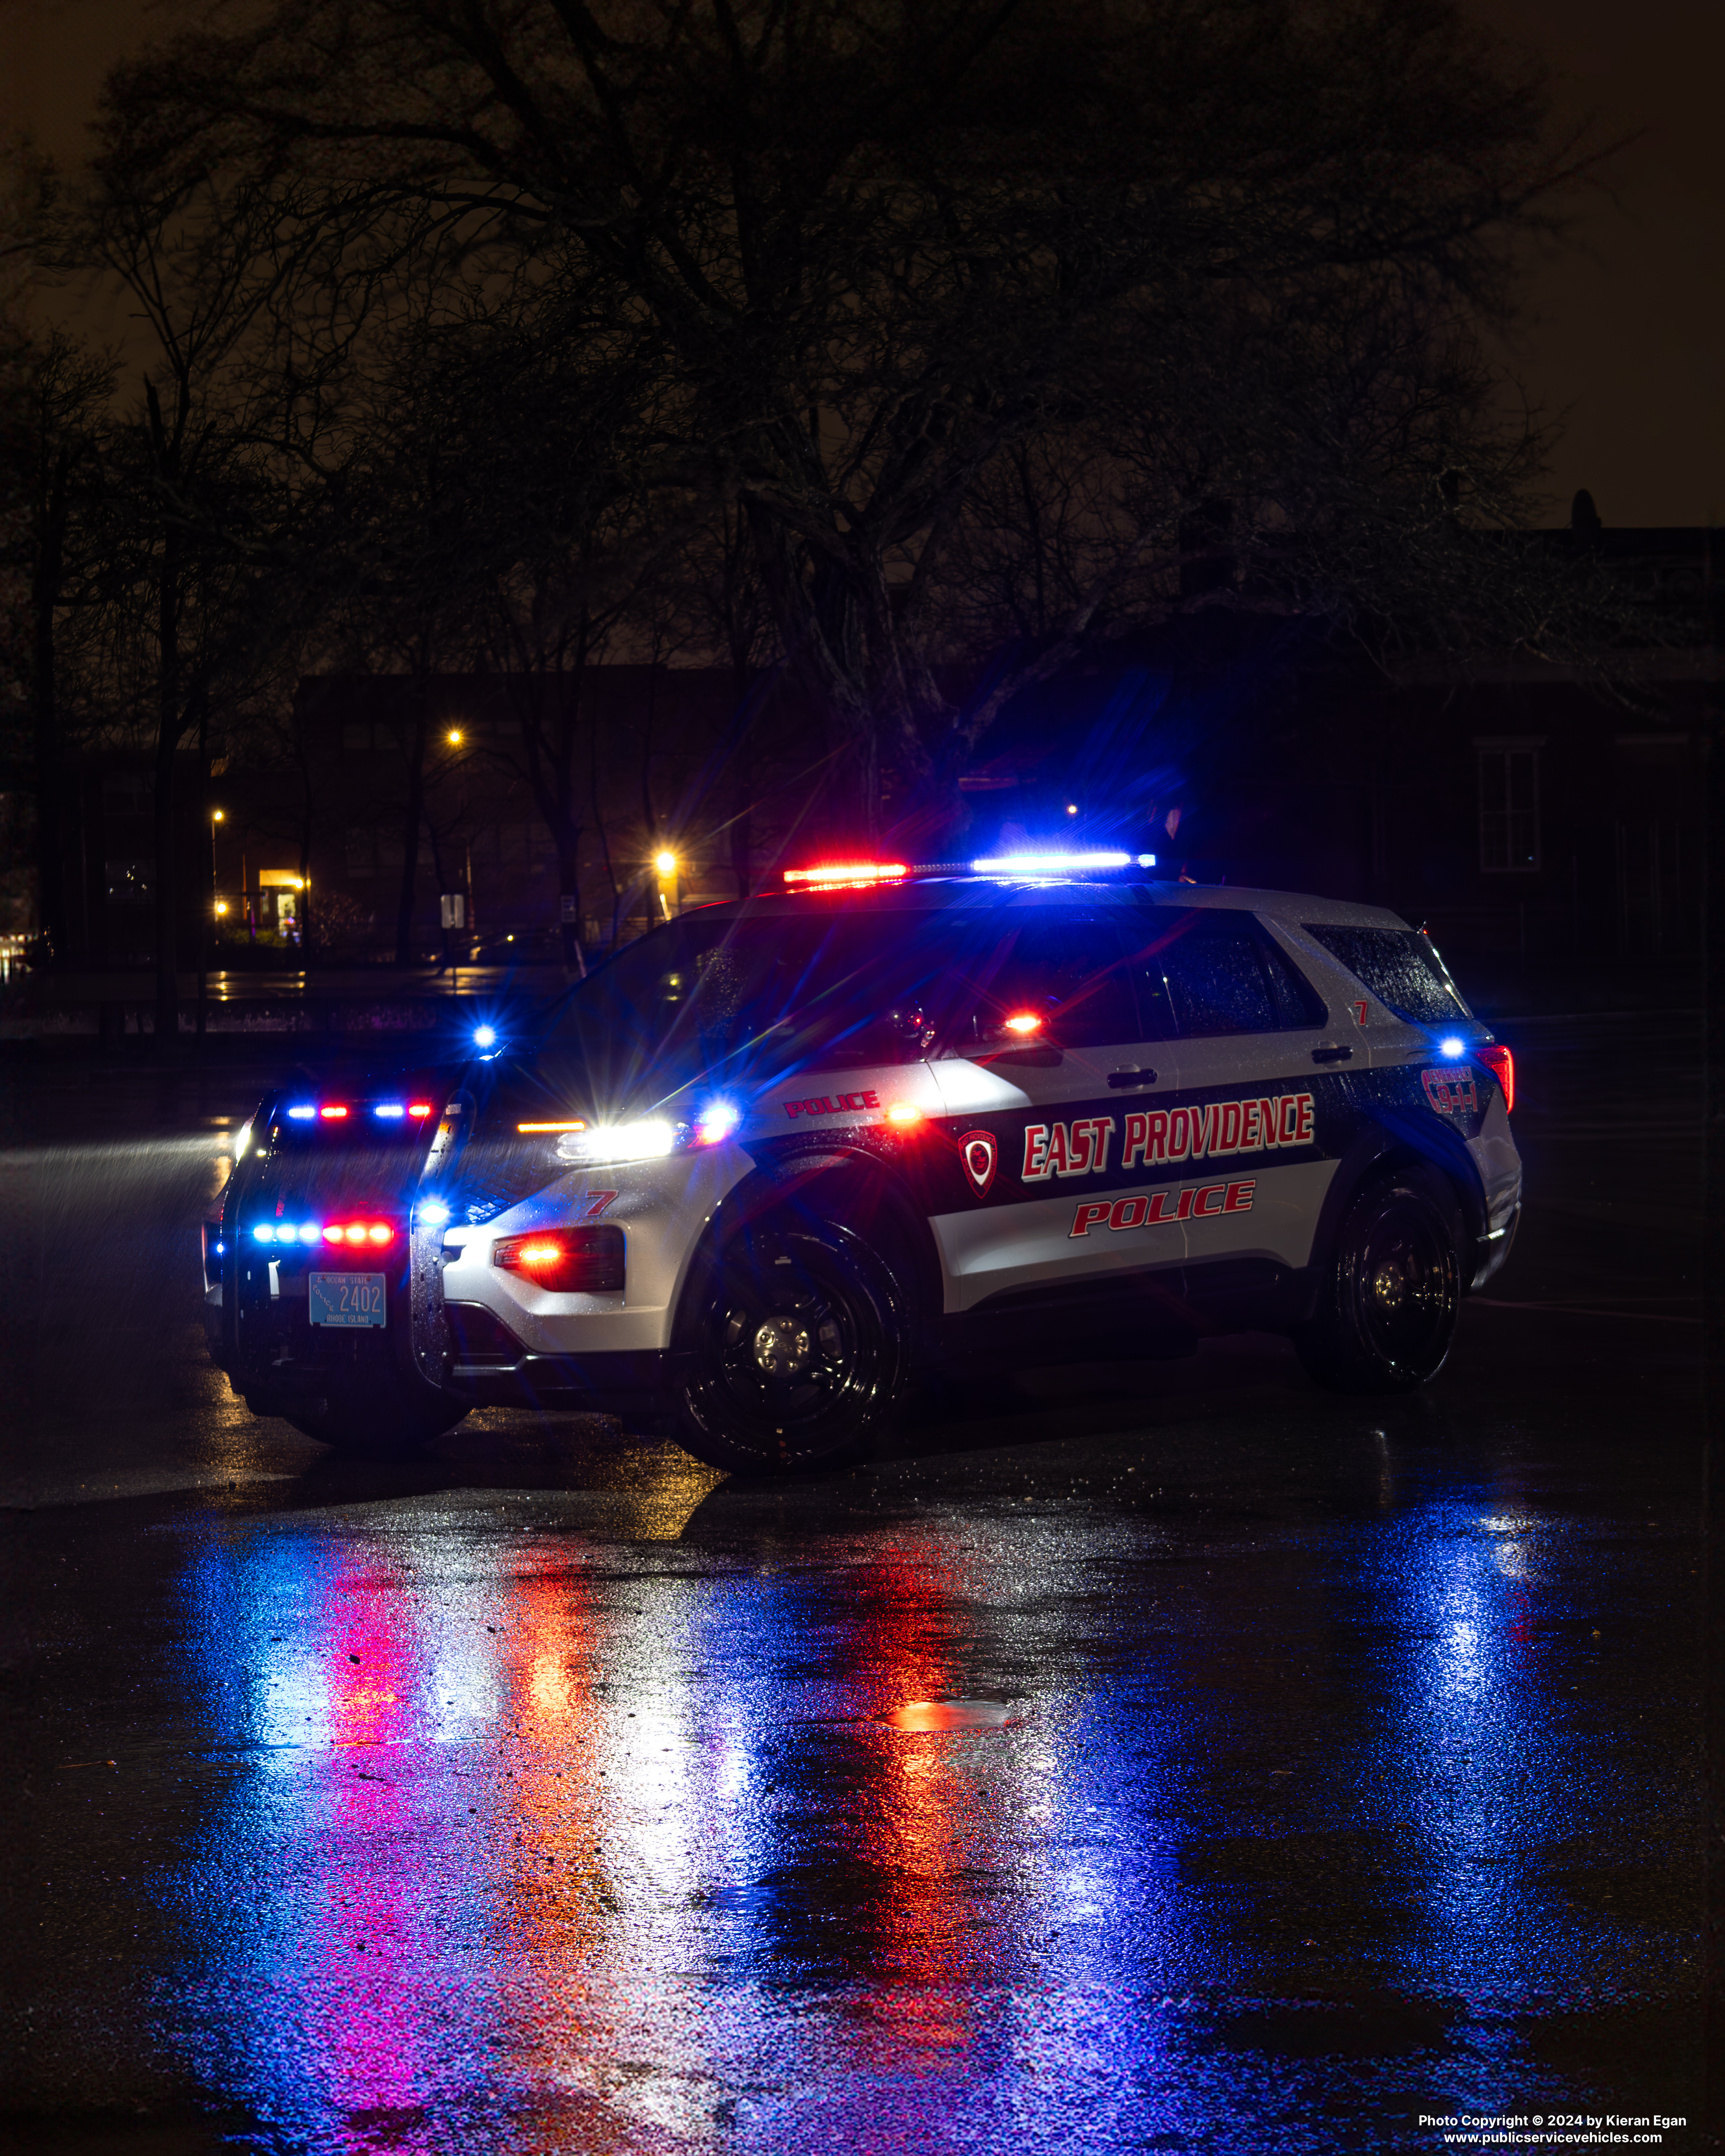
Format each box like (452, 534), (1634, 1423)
(1301, 925), (1469, 1023)
(1127, 911), (1327, 1039)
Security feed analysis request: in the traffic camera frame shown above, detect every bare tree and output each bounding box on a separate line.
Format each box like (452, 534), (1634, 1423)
(105, 0), (1607, 850)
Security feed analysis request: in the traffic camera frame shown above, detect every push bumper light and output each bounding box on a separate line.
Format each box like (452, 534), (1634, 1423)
(252, 1220), (394, 1248)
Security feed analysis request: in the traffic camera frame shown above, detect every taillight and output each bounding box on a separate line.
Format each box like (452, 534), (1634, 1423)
(494, 1226), (625, 1294)
(1476, 1045), (1514, 1113)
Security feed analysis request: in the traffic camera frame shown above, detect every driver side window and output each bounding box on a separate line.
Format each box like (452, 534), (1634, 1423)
(942, 915), (1137, 1053)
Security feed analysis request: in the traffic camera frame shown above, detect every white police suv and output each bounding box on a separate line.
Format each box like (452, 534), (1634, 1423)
(203, 858), (1520, 1468)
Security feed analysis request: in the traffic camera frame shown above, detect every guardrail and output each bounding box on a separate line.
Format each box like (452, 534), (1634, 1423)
(1, 964), (577, 1045)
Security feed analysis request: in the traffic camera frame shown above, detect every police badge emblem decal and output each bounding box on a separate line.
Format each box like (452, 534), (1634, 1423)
(959, 1130), (997, 1197)
(1421, 1067), (1478, 1116)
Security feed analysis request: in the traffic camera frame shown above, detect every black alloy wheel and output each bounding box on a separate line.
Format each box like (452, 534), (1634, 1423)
(1296, 1169), (1462, 1394)
(672, 1215), (911, 1473)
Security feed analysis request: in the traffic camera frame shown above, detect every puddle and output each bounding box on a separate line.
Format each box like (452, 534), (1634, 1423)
(884, 1699), (1017, 1731)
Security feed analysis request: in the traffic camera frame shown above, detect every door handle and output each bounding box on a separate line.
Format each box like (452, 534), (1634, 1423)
(1311, 1044), (1354, 1064)
(1108, 1067), (1159, 1088)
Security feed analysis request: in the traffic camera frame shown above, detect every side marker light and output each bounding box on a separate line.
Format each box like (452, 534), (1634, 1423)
(886, 1104), (923, 1126)
(1437, 1036), (1465, 1058)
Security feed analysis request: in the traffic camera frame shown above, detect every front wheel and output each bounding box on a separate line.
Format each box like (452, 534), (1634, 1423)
(1295, 1169), (1462, 1394)
(671, 1213), (911, 1474)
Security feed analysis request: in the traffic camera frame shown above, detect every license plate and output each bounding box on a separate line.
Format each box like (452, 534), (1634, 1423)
(308, 1274), (386, 1328)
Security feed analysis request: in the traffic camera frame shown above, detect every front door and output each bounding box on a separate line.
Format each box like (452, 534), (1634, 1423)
(926, 907), (1178, 1309)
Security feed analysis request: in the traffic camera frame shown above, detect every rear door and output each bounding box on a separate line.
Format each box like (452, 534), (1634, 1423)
(1124, 905), (1351, 1276)
(926, 908), (1178, 1308)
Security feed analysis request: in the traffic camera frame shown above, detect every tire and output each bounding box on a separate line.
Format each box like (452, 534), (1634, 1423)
(671, 1212), (912, 1473)
(1295, 1168), (1463, 1394)
(257, 1382), (469, 1456)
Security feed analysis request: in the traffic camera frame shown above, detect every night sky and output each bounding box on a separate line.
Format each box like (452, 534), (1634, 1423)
(4, 0), (1720, 529)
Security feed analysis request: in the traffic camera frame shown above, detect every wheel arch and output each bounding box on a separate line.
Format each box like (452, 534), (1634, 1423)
(668, 1146), (942, 1353)
(1306, 1111), (1487, 1298)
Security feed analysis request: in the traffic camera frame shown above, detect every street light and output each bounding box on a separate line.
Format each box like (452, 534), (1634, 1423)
(654, 849), (679, 921)
(447, 729), (464, 746)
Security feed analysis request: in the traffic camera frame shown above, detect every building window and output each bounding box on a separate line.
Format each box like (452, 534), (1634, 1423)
(1477, 745), (1541, 873)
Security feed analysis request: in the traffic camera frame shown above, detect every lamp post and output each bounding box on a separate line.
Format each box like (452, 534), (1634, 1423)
(654, 849), (679, 920)
(197, 807), (224, 1043)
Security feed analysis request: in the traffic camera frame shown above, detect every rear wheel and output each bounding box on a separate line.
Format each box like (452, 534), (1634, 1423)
(1296, 1169), (1462, 1394)
(671, 1213), (911, 1473)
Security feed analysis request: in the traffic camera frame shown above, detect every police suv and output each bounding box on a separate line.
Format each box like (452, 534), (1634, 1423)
(203, 858), (1520, 1470)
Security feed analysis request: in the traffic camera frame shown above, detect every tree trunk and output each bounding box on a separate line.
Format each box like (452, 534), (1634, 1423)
(152, 551), (182, 1055)
(393, 687), (428, 966)
(31, 451), (70, 962)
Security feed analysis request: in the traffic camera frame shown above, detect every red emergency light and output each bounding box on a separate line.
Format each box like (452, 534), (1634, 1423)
(783, 862), (909, 889)
(322, 1220), (395, 1247)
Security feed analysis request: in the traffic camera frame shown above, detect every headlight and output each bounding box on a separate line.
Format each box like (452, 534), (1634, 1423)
(555, 1117), (677, 1166)
(553, 1102), (738, 1167)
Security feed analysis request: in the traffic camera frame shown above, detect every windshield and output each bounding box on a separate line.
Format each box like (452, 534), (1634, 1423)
(542, 903), (1137, 1106)
(545, 912), (952, 1105)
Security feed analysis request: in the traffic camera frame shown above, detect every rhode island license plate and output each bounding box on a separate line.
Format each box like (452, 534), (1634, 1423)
(308, 1274), (386, 1328)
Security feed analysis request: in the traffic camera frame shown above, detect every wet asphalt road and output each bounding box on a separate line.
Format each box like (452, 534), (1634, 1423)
(0, 1011), (1710, 2156)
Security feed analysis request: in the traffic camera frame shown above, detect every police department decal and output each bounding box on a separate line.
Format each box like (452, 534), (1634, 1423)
(1421, 1068), (1478, 1116)
(959, 1130), (997, 1197)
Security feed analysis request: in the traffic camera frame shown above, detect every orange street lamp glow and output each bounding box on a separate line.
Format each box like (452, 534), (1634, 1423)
(447, 729), (464, 745)
(654, 850), (677, 876)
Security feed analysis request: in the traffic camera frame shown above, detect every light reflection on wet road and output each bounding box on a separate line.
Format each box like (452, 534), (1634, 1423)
(0, 1014), (1707, 2154)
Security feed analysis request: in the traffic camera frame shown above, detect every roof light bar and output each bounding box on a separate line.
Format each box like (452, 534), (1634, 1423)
(969, 849), (1135, 872)
(784, 861), (910, 888)
(781, 850), (1160, 886)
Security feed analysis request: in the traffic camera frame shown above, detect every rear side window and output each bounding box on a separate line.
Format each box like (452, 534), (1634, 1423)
(942, 915), (1138, 1052)
(1128, 911), (1326, 1038)
(1301, 925), (1469, 1023)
